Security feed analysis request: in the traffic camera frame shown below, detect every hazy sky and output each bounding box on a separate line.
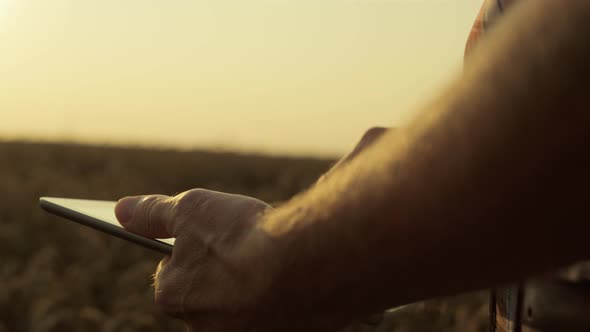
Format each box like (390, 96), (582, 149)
(0, 0), (481, 156)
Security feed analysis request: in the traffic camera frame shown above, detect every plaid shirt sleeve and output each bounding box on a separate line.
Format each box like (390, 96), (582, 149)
(464, 0), (518, 59)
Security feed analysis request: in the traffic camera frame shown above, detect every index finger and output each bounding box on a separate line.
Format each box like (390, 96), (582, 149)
(115, 195), (177, 239)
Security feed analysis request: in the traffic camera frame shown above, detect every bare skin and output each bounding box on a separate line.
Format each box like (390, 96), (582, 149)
(114, 127), (387, 331)
(116, 1), (590, 331)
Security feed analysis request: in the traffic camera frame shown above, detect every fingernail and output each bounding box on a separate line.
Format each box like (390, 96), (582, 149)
(115, 196), (140, 225)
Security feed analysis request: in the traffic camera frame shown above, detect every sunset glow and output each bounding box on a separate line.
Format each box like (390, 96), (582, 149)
(0, 0), (480, 156)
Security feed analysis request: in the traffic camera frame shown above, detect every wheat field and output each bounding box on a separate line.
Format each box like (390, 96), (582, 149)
(0, 141), (487, 332)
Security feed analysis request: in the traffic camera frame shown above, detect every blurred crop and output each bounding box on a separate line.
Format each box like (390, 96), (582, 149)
(0, 141), (487, 331)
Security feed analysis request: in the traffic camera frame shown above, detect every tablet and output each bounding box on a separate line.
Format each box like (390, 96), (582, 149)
(39, 197), (174, 255)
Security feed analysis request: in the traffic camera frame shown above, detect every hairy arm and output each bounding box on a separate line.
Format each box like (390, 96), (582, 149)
(116, 2), (590, 330)
(255, 0), (590, 325)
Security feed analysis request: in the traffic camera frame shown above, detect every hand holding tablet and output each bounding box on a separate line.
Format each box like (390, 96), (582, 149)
(39, 197), (174, 254)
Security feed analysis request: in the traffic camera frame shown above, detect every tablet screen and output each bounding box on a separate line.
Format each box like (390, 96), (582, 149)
(40, 197), (174, 254)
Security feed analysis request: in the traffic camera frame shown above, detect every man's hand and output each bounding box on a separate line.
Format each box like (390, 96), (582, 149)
(112, 127), (390, 331)
(115, 190), (282, 331)
(113, 1), (590, 329)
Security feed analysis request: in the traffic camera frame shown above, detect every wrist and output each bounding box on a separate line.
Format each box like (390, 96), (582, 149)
(251, 202), (357, 331)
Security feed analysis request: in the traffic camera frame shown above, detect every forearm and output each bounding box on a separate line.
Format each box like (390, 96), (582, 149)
(257, 0), (590, 325)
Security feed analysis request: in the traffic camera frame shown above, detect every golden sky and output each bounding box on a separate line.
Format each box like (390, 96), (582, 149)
(0, 0), (481, 156)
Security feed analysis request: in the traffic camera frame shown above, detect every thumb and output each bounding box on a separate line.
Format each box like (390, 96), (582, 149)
(115, 195), (176, 239)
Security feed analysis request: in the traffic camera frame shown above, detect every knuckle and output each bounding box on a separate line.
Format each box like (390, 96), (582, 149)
(137, 195), (160, 218)
(170, 189), (210, 233)
(139, 196), (162, 233)
(174, 189), (210, 218)
(176, 189), (207, 209)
